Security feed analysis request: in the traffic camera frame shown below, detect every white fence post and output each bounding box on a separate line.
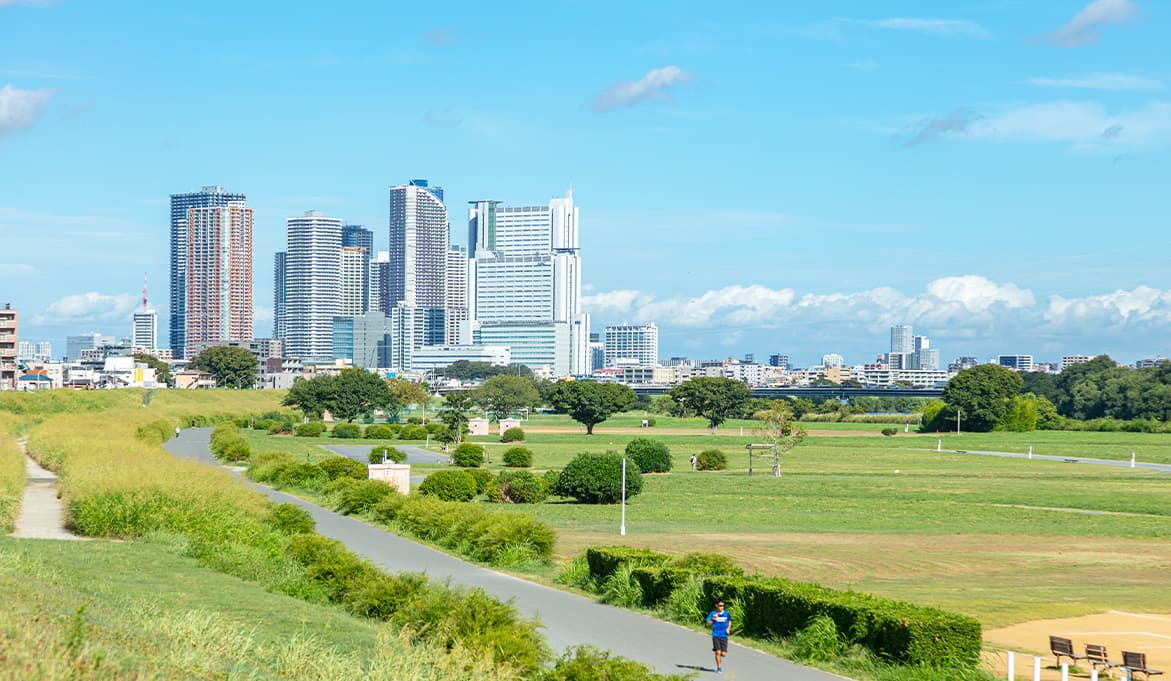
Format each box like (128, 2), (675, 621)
(1062, 663), (1069, 681)
(1007, 651), (1015, 680)
(937, 438), (942, 452)
(1131, 452), (1136, 468)
(1091, 668), (1099, 681)
(1028, 445), (1033, 459)
(1033, 656), (1041, 681)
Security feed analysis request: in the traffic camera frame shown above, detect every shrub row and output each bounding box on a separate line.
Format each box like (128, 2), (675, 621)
(209, 422), (251, 462)
(291, 422), (446, 440)
(250, 452), (367, 493)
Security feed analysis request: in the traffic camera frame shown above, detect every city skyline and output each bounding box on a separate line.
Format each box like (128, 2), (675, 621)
(2, 1), (1170, 363)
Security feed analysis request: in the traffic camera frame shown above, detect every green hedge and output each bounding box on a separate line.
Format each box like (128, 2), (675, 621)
(631, 566), (700, 607)
(701, 576), (981, 667)
(585, 546), (673, 583)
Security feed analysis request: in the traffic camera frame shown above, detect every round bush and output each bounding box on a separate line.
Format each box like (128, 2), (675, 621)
(543, 469), (561, 493)
(553, 452), (643, 504)
(295, 422), (326, 437)
(624, 438), (672, 473)
(425, 422), (446, 436)
(268, 502), (315, 535)
(268, 422), (291, 435)
(334, 479), (397, 515)
(452, 443), (485, 468)
(501, 427), (526, 443)
(332, 423), (362, 439)
(645, 417), (656, 427)
(695, 449), (727, 471)
(364, 424), (394, 440)
(502, 446), (533, 468)
(467, 468), (495, 495)
(398, 425), (428, 440)
(881, 427), (898, 437)
(418, 470), (477, 502)
(221, 439), (252, 462)
(368, 446), (406, 464)
(319, 456), (368, 481)
(495, 470), (548, 504)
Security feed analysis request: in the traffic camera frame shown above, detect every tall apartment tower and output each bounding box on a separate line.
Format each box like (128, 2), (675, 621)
(890, 325), (913, 354)
(132, 309), (158, 353)
(389, 179), (447, 309)
(184, 200), (253, 358)
(170, 186), (245, 358)
(285, 211), (342, 363)
(604, 323), (659, 368)
(371, 251), (390, 313)
(445, 244), (470, 345)
(340, 246), (370, 317)
(468, 190), (590, 376)
(342, 224), (374, 253)
(273, 251), (287, 339)
(0, 304), (16, 390)
(342, 224), (373, 315)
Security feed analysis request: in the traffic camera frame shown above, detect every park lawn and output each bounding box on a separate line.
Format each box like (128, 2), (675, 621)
(0, 537), (484, 680)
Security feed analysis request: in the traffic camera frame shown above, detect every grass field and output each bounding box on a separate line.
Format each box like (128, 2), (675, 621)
(0, 537), (507, 680)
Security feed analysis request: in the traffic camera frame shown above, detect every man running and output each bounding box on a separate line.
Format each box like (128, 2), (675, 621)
(705, 599), (732, 673)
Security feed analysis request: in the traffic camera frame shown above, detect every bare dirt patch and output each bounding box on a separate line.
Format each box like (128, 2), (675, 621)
(984, 611), (1171, 679)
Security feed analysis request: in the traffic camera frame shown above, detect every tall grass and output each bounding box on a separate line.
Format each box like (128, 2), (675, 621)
(0, 414), (25, 533)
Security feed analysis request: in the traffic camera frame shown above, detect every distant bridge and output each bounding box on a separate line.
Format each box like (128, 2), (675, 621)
(631, 385), (943, 400)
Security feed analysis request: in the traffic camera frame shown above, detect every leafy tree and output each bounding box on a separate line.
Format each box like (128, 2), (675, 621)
(668, 377), (751, 432)
(189, 345), (258, 388)
(548, 381), (636, 435)
(133, 352), (173, 386)
(439, 360), (534, 382)
(941, 364), (1023, 432)
(330, 368), (397, 422)
(283, 375), (335, 419)
(787, 397), (815, 419)
(473, 375), (539, 420)
(387, 378), (430, 412)
(753, 401), (807, 459)
(439, 390), (473, 446)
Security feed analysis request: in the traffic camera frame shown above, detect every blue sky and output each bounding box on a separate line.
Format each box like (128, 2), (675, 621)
(1, 0), (1169, 367)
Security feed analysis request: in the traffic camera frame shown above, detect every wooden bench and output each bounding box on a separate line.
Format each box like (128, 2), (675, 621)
(1122, 651), (1164, 680)
(1085, 644), (1120, 673)
(1050, 636), (1088, 667)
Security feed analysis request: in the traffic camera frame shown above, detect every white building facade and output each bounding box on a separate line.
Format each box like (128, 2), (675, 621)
(604, 323), (658, 368)
(285, 211), (342, 363)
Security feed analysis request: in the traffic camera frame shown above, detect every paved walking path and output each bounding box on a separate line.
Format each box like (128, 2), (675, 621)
(935, 447), (1171, 473)
(11, 437), (80, 540)
(167, 428), (845, 680)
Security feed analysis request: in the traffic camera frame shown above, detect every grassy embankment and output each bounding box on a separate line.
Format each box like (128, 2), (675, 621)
(0, 413), (26, 533)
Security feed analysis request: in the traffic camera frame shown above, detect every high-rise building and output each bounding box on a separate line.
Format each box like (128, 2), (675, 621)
(768, 354), (790, 369)
(0, 304), (16, 390)
(285, 211), (342, 363)
(604, 323), (658, 368)
(890, 324), (913, 355)
(445, 245), (470, 345)
(132, 308), (158, 353)
(66, 332), (114, 361)
(389, 179), (447, 309)
(340, 246), (370, 317)
(1062, 355), (1096, 370)
(342, 224), (374, 253)
(468, 190), (589, 375)
(184, 200), (253, 358)
(912, 335), (939, 371)
(998, 355), (1034, 372)
(273, 251), (287, 339)
(170, 186), (245, 358)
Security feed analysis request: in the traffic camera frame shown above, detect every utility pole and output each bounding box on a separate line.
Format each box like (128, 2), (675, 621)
(956, 408), (962, 435)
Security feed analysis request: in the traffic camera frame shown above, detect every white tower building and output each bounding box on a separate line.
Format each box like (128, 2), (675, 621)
(285, 211), (342, 363)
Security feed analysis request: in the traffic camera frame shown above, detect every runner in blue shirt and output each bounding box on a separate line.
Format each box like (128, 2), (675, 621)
(705, 599), (732, 673)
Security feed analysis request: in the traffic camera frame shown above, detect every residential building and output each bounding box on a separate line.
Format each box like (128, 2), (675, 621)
(17, 341), (52, 362)
(1135, 356), (1170, 369)
(998, 355), (1034, 372)
(911, 336), (940, 371)
(768, 354), (790, 370)
(604, 323), (659, 368)
(1061, 355), (1096, 370)
(589, 339), (605, 372)
(170, 186), (245, 358)
(184, 200), (253, 358)
(949, 356), (979, 373)
(342, 224), (374, 253)
(273, 251), (287, 339)
(387, 305), (445, 371)
(860, 367), (950, 388)
(821, 353), (844, 369)
(132, 308), (158, 354)
(285, 211), (342, 363)
(340, 246), (370, 317)
(468, 190), (589, 375)
(66, 333), (114, 362)
(389, 179), (448, 355)
(0, 304), (16, 390)
(332, 312), (395, 369)
(890, 324), (913, 355)
(371, 251), (390, 313)
(411, 344), (511, 373)
(445, 245), (470, 345)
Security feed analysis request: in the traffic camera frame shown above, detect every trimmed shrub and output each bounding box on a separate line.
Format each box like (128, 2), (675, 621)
(645, 417), (656, 427)
(319, 456), (368, 481)
(425, 422), (446, 436)
(398, 425), (428, 440)
(364, 424), (394, 440)
(334, 479), (397, 515)
(418, 470), (477, 502)
(467, 468), (495, 495)
(267, 421), (291, 435)
(386, 423), (403, 436)
(674, 552), (744, 577)
(500, 427), (525, 442)
(294, 421), (326, 437)
(701, 575), (982, 667)
(881, 427), (898, 437)
(553, 452), (643, 504)
(585, 546), (672, 583)
(267, 502), (315, 535)
(209, 422), (251, 462)
(624, 438), (671, 473)
(545, 645), (679, 681)
(793, 615), (845, 662)
(389, 495), (555, 565)
(631, 566), (698, 607)
(368, 446), (406, 464)
(452, 443), (485, 468)
(406, 416), (424, 425)
(271, 462), (327, 490)
(542, 469), (561, 493)
(502, 446), (532, 468)
(695, 449), (727, 471)
(332, 423), (362, 439)
(494, 470), (548, 504)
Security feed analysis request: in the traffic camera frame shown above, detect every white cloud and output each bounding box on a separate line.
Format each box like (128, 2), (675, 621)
(585, 278), (1171, 346)
(1050, 0), (1140, 47)
(0, 84), (52, 137)
(857, 17), (990, 39)
(1026, 72), (1163, 91)
(33, 292), (138, 324)
(592, 66), (693, 113)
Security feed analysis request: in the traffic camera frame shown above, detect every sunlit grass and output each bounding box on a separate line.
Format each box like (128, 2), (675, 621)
(0, 414), (25, 533)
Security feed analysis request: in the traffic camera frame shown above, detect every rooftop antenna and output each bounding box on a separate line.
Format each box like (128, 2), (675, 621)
(142, 272), (148, 309)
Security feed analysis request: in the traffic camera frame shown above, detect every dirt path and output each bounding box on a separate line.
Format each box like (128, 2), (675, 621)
(11, 437), (80, 540)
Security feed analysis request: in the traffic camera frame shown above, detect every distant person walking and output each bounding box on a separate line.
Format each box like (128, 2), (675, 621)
(690, 454), (697, 470)
(174, 426), (181, 439)
(705, 599), (732, 673)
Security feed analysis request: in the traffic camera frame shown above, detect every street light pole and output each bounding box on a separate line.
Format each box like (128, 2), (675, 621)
(620, 458), (627, 536)
(956, 408), (962, 435)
